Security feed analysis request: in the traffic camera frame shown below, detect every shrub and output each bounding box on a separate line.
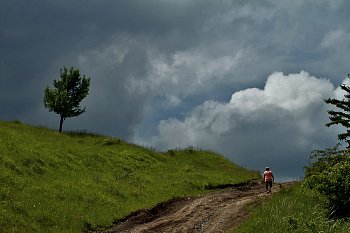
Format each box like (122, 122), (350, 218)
(167, 149), (176, 156)
(186, 146), (195, 153)
(103, 137), (121, 146)
(304, 145), (350, 216)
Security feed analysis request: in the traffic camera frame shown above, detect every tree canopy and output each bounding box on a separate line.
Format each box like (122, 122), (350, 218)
(304, 74), (350, 217)
(325, 74), (350, 148)
(44, 67), (90, 132)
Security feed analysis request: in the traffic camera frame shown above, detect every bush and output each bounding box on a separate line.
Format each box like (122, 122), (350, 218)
(103, 137), (121, 146)
(304, 145), (350, 216)
(167, 149), (176, 156)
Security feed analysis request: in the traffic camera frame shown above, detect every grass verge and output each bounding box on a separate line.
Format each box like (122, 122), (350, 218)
(0, 121), (259, 232)
(233, 183), (350, 233)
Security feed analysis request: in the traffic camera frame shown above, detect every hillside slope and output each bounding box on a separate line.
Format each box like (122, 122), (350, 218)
(0, 121), (259, 232)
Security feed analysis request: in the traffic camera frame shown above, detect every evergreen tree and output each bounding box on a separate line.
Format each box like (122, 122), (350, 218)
(44, 67), (90, 132)
(325, 74), (350, 148)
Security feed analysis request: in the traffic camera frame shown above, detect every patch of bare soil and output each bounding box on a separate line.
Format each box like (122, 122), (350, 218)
(94, 181), (295, 233)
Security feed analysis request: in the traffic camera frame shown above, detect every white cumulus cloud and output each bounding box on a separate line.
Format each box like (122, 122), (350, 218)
(148, 71), (341, 180)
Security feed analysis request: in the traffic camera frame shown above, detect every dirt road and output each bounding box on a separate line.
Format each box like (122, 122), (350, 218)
(95, 181), (294, 233)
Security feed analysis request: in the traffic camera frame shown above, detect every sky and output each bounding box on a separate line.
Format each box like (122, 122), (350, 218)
(1, 0), (350, 180)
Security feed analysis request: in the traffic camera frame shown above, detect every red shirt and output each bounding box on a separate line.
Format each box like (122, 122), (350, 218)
(263, 170), (274, 182)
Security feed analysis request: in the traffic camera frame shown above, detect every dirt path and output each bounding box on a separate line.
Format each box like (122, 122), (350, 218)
(95, 181), (295, 233)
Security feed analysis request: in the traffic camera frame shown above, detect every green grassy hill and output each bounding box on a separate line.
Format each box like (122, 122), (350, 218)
(0, 121), (259, 232)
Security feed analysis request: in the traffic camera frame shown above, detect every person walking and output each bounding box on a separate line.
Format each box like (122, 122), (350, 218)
(263, 166), (274, 194)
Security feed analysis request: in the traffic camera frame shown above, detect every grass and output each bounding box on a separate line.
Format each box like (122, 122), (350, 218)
(0, 120), (260, 233)
(234, 183), (350, 233)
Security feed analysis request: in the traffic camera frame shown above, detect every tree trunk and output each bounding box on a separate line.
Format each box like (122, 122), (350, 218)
(59, 115), (64, 132)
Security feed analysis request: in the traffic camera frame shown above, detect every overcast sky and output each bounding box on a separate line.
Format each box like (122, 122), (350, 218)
(1, 0), (350, 180)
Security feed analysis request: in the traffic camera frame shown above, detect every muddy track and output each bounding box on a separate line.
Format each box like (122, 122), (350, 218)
(94, 181), (295, 233)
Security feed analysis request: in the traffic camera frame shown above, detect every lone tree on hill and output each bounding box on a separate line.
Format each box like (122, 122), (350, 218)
(325, 74), (350, 148)
(44, 67), (90, 132)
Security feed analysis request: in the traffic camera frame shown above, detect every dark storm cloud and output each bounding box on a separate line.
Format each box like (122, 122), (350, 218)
(0, 0), (194, 133)
(2, 0), (350, 179)
(0, 0), (215, 134)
